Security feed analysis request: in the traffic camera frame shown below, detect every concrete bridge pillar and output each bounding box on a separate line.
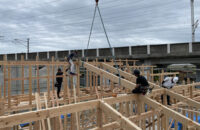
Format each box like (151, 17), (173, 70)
(82, 49), (84, 57)
(144, 60), (152, 80)
(196, 65), (200, 83)
(96, 48), (99, 57)
(47, 51), (50, 59)
(15, 53), (17, 61)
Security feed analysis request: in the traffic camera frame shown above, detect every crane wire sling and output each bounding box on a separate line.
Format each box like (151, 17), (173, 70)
(83, 0), (122, 94)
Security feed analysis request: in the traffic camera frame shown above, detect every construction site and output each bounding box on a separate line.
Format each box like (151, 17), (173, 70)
(0, 0), (200, 130)
(0, 55), (199, 130)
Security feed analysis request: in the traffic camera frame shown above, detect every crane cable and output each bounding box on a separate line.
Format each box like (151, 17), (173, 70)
(84, 0), (122, 91)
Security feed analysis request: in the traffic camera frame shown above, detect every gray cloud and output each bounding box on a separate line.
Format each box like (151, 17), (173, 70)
(0, 0), (199, 54)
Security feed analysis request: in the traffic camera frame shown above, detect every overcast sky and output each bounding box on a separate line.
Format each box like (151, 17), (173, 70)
(0, 0), (199, 54)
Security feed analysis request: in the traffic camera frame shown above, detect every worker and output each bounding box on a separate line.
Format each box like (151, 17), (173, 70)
(161, 76), (179, 105)
(132, 69), (149, 95)
(66, 51), (78, 75)
(55, 68), (63, 98)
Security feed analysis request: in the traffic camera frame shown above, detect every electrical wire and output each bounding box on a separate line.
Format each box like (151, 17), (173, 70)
(0, 2), (181, 31)
(0, 0), (196, 53)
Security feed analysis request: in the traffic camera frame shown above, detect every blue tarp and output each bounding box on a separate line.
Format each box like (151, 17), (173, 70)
(61, 114), (71, 119)
(20, 114), (71, 127)
(20, 123), (29, 127)
(20, 122), (34, 127)
(171, 113), (200, 129)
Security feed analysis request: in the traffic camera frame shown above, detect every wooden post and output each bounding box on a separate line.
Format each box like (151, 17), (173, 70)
(29, 65), (32, 105)
(76, 60), (80, 97)
(147, 70), (150, 81)
(160, 69), (164, 85)
(100, 72), (103, 99)
(71, 113), (75, 130)
(86, 58), (89, 89)
(190, 106), (194, 121)
(63, 65), (67, 102)
(0, 85), (1, 98)
(125, 101), (130, 117)
(35, 93), (46, 130)
(163, 93), (167, 106)
(165, 115), (169, 129)
(133, 60), (136, 70)
(3, 55), (7, 99)
(7, 65), (11, 108)
(29, 108), (33, 130)
(44, 93), (52, 130)
(148, 116), (151, 129)
(36, 56), (40, 94)
(174, 120), (177, 130)
(142, 64), (145, 76)
(97, 105), (102, 129)
(130, 101), (134, 116)
(89, 71), (92, 95)
(21, 55), (24, 95)
(92, 63), (95, 93)
(136, 95), (143, 115)
(33, 121), (39, 130)
(119, 59), (122, 69)
(47, 65), (50, 101)
(0, 99), (5, 130)
(64, 115), (67, 130)
(70, 75), (73, 97)
(119, 102), (123, 114)
(95, 60), (98, 93)
(0, 99), (4, 116)
(182, 90), (186, 116)
(163, 90), (167, 130)
(190, 81), (194, 99)
(126, 59), (128, 69)
(190, 85), (193, 99)
(52, 57), (55, 93)
(52, 91), (63, 130)
(110, 60), (114, 92)
(157, 112), (160, 130)
(151, 67), (154, 82)
(195, 107), (198, 122)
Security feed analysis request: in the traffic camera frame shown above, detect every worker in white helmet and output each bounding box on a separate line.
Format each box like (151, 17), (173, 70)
(161, 76), (179, 105)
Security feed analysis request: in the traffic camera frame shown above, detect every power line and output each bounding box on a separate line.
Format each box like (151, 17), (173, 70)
(0, 0), (64, 12)
(1, 0), (123, 20)
(1, 0), (179, 25)
(0, 1), (187, 35)
(0, 0), (195, 53)
(28, 26), (191, 43)
(3, 13), (188, 36)
(0, 0), (186, 35)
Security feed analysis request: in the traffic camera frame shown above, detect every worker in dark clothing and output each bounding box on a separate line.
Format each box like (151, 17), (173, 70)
(132, 69), (149, 95)
(66, 51), (78, 75)
(56, 68), (63, 98)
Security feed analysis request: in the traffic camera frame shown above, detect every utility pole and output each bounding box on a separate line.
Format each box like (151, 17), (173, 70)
(191, 0), (195, 43)
(27, 38), (30, 53)
(190, 0), (199, 43)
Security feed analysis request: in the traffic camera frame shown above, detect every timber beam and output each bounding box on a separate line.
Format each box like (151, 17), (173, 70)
(0, 100), (99, 128)
(99, 100), (142, 130)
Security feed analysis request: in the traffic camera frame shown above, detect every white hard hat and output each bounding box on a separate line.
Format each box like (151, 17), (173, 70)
(173, 77), (179, 83)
